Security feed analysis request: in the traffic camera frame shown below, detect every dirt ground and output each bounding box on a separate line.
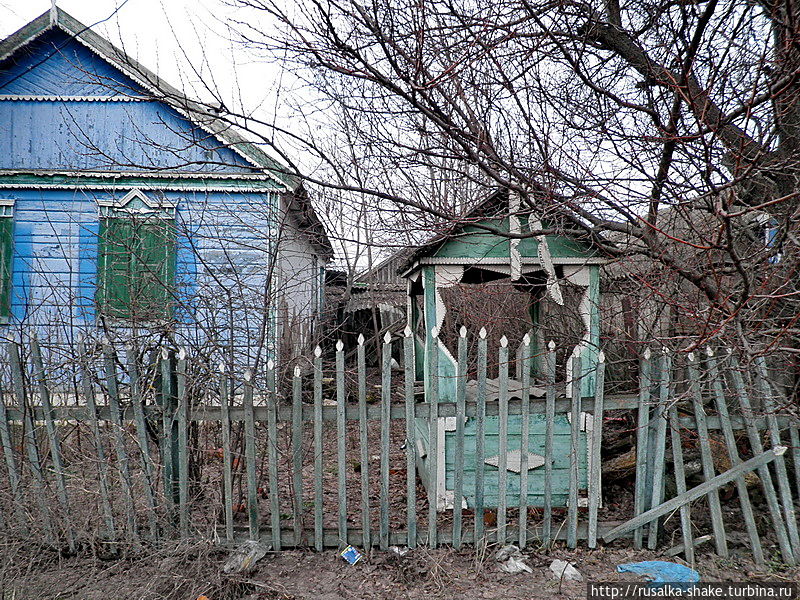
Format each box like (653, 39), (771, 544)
(3, 539), (798, 600)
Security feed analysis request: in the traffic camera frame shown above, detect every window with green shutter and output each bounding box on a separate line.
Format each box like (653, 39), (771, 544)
(96, 190), (176, 322)
(0, 199), (14, 321)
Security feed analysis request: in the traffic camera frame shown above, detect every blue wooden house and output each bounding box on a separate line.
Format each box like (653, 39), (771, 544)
(0, 8), (332, 370)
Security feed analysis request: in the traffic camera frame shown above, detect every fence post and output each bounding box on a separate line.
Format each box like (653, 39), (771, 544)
(632, 348), (651, 549)
(686, 352), (728, 557)
(30, 336), (74, 551)
(542, 340), (556, 545)
(177, 349), (190, 539)
(313, 346), (324, 551)
(244, 367), (259, 542)
(427, 327), (440, 548)
(103, 341), (137, 541)
(403, 327), (417, 549)
(706, 347), (764, 565)
(567, 351), (582, 549)
(357, 334), (371, 550)
(336, 340), (347, 547)
(219, 362), (234, 543)
(587, 352), (605, 549)
(79, 341), (116, 543)
(128, 345), (158, 539)
(474, 328), (487, 546)
(267, 359), (281, 550)
(646, 349), (670, 550)
(379, 332), (392, 550)
(291, 365), (303, 546)
(497, 336), (509, 545)
(452, 327), (467, 550)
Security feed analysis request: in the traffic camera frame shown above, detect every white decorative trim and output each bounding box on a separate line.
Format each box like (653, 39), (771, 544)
(0, 94), (149, 102)
(0, 169), (272, 181)
(0, 198), (14, 217)
(485, 450), (546, 473)
(96, 189), (176, 218)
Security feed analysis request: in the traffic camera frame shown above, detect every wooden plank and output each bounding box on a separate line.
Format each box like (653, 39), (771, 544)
(729, 353), (795, 565)
(668, 404), (693, 565)
(452, 327), (467, 550)
(604, 446), (786, 543)
(588, 353), (605, 549)
(791, 423), (800, 503)
(219, 364), (234, 544)
(357, 335), (371, 550)
(244, 368), (259, 541)
(755, 356), (800, 558)
(518, 333), (531, 549)
(647, 350), (670, 550)
(20, 394), (647, 424)
(336, 340), (348, 547)
(267, 360), (281, 551)
(313, 346), (324, 552)
(176, 349), (190, 540)
(403, 327), (417, 549)
(127, 345), (158, 539)
(427, 327), (440, 547)
(30, 337), (74, 551)
(474, 328), (488, 545)
(103, 342), (137, 540)
(0, 377), (25, 530)
(497, 336), (509, 545)
(292, 365), (303, 546)
(160, 348), (176, 529)
(542, 341), (556, 545)
(379, 333), (392, 550)
(221, 519), (633, 549)
(79, 342), (115, 542)
(567, 353), (581, 549)
(686, 352), (727, 557)
(632, 348), (651, 549)
(9, 342), (55, 544)
(706, 348), (764, 565)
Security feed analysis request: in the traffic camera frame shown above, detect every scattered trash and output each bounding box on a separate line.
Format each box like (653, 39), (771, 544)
(617, 561), (700, 585)
(549, 559), (582, 581)
(495, 545), (533, 574)
(222, 540), (270, 575)
(389, 546), (409, 557)
(340, 545), (364, 565)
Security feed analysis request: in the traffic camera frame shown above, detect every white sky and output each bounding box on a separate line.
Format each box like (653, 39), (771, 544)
(0, 0), (288, 135)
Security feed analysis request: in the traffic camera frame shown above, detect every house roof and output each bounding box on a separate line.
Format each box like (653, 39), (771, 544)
(0, 7), (333, 258)
(398, 187), (606, 275)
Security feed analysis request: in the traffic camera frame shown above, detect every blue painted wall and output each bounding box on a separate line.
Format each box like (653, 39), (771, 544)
(0, 23), (319, 374)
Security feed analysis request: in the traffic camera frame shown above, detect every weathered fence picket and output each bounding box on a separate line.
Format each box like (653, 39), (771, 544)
(686, 352), (728, 558)
(706, 348), (764, 565)
(357, 335), (371, 551)
(313, 346), (324, 552)
(632, 348), (651, 550)
(30, 337), (74, 551)
(0, 334), (795, 569)
(542, 340), (555, 545)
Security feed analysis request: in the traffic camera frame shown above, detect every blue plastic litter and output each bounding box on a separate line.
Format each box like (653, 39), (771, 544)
(617, 561), (700, 588)
(340, 545), (363, 565)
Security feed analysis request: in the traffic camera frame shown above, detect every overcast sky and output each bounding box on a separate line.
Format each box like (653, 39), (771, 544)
(0, 0), (288, 131)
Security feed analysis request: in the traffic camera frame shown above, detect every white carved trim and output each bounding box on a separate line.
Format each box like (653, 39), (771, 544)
(485, 450), (546, 473)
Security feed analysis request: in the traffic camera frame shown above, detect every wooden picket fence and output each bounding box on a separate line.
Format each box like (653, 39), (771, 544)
(0, 332), (797, 566)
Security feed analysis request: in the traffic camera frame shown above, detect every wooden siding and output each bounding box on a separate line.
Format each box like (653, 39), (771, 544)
(0, 30), (143, 96)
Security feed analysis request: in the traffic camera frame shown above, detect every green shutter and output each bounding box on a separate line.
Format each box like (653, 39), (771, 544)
(97, 216), (176, 321)
(0, 218), (12, 319)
